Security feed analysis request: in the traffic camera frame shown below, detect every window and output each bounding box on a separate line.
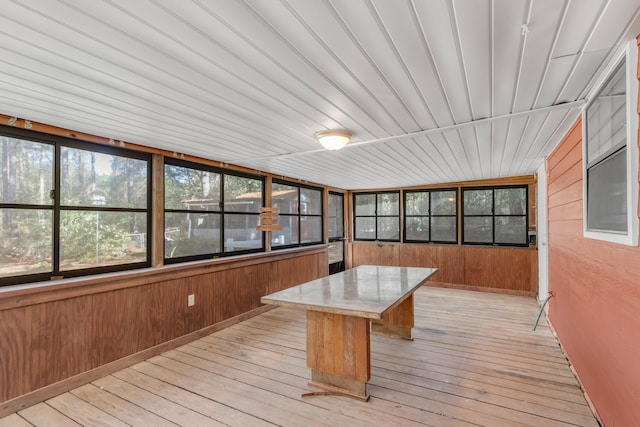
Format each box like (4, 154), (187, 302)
(164, 159), (263, 262)
(271, 180), (322, 248)
(354, 192), (400, 241)
(0, 127), (151, 286)
(583, 41), (639, 245)
(462, 186), (528, 246)
(404, 189), (457, 243)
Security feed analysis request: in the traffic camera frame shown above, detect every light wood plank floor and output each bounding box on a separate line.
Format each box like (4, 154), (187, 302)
(0, 287), (598, 427)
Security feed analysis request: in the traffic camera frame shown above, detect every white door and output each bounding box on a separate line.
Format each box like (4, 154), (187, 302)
(537, 162), (549, 302)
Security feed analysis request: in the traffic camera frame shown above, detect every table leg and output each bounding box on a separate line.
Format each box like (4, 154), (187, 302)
(372, 293), (414, 340)
(305, 310), (370, 400)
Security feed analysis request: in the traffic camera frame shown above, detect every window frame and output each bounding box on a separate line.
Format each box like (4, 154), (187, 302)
(0, 126), (152, 287)
(353, 191), (401, 242)
(163, 158), (265, 263)
(271, 179), (323, 250)
(461, 185), (529, 247)
(403, 188), (458, 244)
(582, 40), (639, 246)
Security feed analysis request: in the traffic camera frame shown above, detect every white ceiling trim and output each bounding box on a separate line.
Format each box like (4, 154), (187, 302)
(231, 99), (585, 163)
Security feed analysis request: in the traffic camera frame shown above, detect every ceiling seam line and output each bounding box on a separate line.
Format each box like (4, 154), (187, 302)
(228, 100), (585, 163)
(530, 0), (571, 109)
(510, 0), (533, 114)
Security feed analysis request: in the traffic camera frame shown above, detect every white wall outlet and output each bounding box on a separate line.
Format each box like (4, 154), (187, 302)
(187, 294), (195, 307)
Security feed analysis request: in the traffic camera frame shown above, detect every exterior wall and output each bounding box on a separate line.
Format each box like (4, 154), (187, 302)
(0, 246), (327, 416)
(546, 37), (640, 426)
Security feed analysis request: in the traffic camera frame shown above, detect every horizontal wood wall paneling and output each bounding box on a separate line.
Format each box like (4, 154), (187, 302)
(548, 199), (583, 221)
(549, 179), (582, 208)
(548, 162), (583, 197)
(547, 142), (582, 184)
(546, 107), (640, 426)
(546, 119), (582, 172)
(0, 247), (327, 409)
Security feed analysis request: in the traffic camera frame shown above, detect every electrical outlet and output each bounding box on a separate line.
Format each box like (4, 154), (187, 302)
(187, 294), (195, 307)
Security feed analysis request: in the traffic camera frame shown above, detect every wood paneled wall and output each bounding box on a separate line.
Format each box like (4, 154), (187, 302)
(350, 242), (537, 294)
(543, 36), (640, 427)
(0, 246), (327, 415)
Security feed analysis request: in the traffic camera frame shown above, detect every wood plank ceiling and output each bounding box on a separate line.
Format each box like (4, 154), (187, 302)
(0, 0), (639, 189)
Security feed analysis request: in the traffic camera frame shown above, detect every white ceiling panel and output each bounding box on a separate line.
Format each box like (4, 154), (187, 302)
(0, 0), (638, 190)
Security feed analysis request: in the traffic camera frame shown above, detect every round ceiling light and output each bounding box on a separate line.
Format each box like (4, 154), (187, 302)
(315, 130), (352, 151)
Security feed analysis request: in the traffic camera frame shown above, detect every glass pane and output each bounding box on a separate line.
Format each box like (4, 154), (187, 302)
(328, 193), (344, 239)
(164, 164), (220, 211)
(301, 216), (322, 243)
(355, 217), (376, 239)
(431, 216), (457, 242)
(464, 216), (493, 243)
(223, 214), (262, 251)
(354, 194), (375, 216)
(431, 191), (457, 215)
(495, 216), (527, 244)
(224, 175), (262, 213)
(272, 182), (297, 214)
(495, 188), (526, 215)
(301, 188), (322, 215)
(0, 208), (52, 278)
(377, 193), (399, 215)
(377, 217), (399, 240)
(587, 149), (627, 232)
(464, 189), (492, 215)
(61, 147), (147, 209)
(0, 137), (53, 205)
(328, 240), (344, 264)
(405, 217), (429, 241)
(405, 192), (429, 215)
(163, 212), (220, 259)
(272, 215), (299, 246)
(60, 211), (147, 270)
(586, 60), (626, 164)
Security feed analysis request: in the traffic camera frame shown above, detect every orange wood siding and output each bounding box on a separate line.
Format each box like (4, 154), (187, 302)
(0, 247), (327, 410)
(547, 94), (640, 427)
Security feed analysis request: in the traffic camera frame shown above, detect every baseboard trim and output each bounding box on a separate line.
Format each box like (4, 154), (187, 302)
(423, 281), (537, 297)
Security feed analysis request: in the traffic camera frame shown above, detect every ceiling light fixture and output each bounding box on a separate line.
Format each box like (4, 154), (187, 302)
(316, 130), (352, 151)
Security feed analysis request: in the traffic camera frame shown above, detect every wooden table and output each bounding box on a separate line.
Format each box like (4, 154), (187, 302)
(260, 265), (438, 400)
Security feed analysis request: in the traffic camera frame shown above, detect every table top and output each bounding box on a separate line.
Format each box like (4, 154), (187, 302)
(260, 265), (438, 319)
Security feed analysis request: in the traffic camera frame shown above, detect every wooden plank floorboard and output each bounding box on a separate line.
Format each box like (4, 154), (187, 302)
(18, 403), (81, 427)
(0, 286), (598, 427)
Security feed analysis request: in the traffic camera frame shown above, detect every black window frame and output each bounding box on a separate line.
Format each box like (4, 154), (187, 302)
(353, 191), (401, 242)
(271, 179), (323, 250)
(403, 188), (458, 244)
(461, 185), (529, 247)
(0, 125), (152, 287)
(163, 158), (265, 264)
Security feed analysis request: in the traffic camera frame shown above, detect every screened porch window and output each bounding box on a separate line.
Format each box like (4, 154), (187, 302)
(0, 127), (151, 286)
(354, 192), (400, 241)
(271, 180), (322, 248)
(164, 159), (263, 262)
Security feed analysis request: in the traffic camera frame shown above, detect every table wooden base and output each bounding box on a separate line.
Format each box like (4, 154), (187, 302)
(306, 310), (370, 400)
(372, 293), (415, 340)
(306, 371), (370, 401)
